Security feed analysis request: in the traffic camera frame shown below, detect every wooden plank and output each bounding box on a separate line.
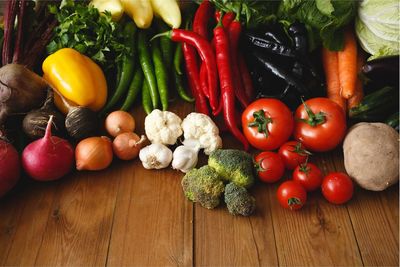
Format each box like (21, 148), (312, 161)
(0, 181), (57, 266)
(107, 103), (194, 266)
(194, 138), (278, 267)
(194, 183), (279, 267)
(333, 153), (399, 266)
(270, 152), (363, 266)
(33, 167), (120, 266)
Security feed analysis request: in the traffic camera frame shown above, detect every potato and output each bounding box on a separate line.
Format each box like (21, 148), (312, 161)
(343, 122), (399, 191)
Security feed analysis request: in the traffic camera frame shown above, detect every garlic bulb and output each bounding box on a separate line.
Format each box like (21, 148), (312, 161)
(172, 145), (199, 173)
(139, 143), (173, 169)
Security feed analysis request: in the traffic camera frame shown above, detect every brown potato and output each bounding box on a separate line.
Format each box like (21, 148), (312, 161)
(343, 122), (399, 191)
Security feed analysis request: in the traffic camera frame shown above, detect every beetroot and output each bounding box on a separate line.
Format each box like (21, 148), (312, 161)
(22, 116), (74, 181)
(0, 139), (20, 197)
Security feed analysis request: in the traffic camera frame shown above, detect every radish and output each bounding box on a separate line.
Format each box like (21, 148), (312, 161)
(22, 115), (74, 181)
(0, 140), (20, 197)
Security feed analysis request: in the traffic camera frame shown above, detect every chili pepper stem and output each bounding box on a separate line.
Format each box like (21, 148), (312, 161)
(150, 31), (172, 42)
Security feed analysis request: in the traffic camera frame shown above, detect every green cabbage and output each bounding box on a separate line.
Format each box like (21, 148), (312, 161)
(356, 0), (399, 60)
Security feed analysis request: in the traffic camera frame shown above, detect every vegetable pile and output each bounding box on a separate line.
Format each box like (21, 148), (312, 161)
(0, 0), (398, 221)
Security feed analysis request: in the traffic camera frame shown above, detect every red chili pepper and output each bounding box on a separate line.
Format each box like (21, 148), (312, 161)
(213, 23), (249, 150)
(215, 11), (235, 27)
(227, 20), (249, 108)
(182, 42), (209, 115)
(156, 29), (219, 112)
(238, 52), (254, 101)
(193, 0), (213, 41)
(199, 63), (210, 98)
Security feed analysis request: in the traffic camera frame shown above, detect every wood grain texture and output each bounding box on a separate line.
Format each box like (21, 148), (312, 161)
(34, 168), (120, 266)
(0, 102), (398, 267)
(334, 152), (399, 266)
(107, 103), (194, 267)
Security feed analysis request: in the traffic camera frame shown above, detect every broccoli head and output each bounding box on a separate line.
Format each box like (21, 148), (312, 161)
(224, 182), (256, 216)
(208, 149), (255, 188)
(181, 165), (225, 209)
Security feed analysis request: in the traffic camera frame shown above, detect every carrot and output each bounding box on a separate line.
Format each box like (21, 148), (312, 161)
(338, 28), (357, 99)
(322, 47), (346, 112)
(347, 50), (366, 109)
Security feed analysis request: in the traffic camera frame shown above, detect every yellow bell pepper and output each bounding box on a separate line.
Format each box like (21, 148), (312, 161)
(150, 0), (181, 28)
(42, 48), (108, 113)
(90, 0), (124, 21)
(121, 0), (153, 29)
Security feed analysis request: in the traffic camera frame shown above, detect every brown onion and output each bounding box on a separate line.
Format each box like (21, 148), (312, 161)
(75, 136), (113, 171)
(105, 110), (135, 137)
(112, 132), (146, 160)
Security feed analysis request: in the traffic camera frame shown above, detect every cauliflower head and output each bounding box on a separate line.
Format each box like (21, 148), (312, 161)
(181, 112), (222, 155)
(145, 109), (183, 145)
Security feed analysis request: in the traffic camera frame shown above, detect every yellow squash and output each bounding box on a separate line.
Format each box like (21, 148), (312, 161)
(90, 0), (124, 21)
(121, 0), (153, 29)
(42, 48), (108, 113)
(150, 0), (181, 28)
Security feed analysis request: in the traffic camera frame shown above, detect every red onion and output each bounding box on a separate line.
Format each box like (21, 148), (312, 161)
(22, 115), (74, 181)
(0, 139), (20, 197)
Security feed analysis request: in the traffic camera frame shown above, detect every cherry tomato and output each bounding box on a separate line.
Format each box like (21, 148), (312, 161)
(293, 98), (346, 152)
(278, 141), (311, 170)
(255, 151), (285, 183)
(292, 163), (323, 192)
(242, 98), (294, 151)
(321, 172), (353, 204)
(277, 181), (307, 210)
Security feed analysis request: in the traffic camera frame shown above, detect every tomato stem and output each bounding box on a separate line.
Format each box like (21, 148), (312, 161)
(288, 197), (302, 208)
(290, 142), (312, 156)
(248, 109), (272, 137)
(300, 99), (326, 127)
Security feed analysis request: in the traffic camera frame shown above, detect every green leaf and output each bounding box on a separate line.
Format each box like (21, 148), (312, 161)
(316, 0), (334, 16)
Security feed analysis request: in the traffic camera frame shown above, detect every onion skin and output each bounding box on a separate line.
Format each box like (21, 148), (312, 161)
(112, 132), (146, 160)
(75, 136), (113, 171)
(105, 110), (135, 137)
(22, 116), (74, 181)
(0, 140), (20, 197)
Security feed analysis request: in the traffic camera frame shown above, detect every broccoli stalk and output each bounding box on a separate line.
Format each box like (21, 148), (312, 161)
(181, 166), (225, 209)
(208, 149), (255, 188)
(224, 182), (256, 216)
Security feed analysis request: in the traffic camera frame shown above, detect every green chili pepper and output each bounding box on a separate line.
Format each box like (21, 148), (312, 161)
(174, 43), (183, 75)
(101, 22), (137, 115)
(151, 39), (169, 111)
(174, 71), (194, 102)
(142, 80), (153, 114)
(138, 30), (159, 109)
(121, 69), (144, 111)
(155, 19), (173, 69)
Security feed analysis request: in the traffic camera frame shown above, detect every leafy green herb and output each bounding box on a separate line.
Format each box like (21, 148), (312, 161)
(277, 0), (357, 51)
(210, 0), (280, 28)
(46, 0), (128, 71)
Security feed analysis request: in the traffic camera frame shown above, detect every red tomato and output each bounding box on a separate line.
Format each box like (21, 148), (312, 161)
(321, 172), (353, 204)
(242, 98), (294, 151)
(292, 163), (323, 192)
(255, 151), (285, 183)
(278, 141), (310, 170)
(277, 181), (307, 210)
(293, 98), (346, 152)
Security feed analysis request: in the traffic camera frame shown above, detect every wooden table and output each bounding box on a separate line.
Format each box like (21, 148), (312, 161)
(0, 102), (398, 266)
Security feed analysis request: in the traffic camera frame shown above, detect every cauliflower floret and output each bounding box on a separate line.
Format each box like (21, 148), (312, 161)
(144, 109), (183, 145)
(181, 112), (222, 155)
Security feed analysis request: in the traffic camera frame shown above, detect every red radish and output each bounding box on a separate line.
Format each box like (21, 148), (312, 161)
(22, 116), (74, 181)
(0, 140), (20, 197)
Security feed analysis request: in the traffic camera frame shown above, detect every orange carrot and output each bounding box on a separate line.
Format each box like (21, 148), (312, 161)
(347, 50), (366, 109)
(338, 28), (357, 99)
(322, 47), (346, 112)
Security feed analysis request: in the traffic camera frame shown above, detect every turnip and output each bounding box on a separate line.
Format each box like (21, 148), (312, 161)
(22, 115), (74, 181)
(0, 139), (20, 197)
